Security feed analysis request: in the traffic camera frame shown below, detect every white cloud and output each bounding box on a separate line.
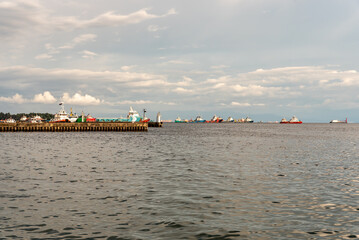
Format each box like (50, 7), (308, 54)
(232, 84), (265, 96)
(0, 2), (176, 38)
(231, 102), (251, 106)
(32, 91), (57, 104)
(176, 76), (193, 87)
(172, 87), (193, 94)
(35, 54), (53, 60)
(128, 79), (169, 87)
(61, 93), (103, 105)
(117, 100), (153, 105)
(59, 34), (97, 49)
(211, 65), (229, 69)
(81, 50), (97, 59)
(166, 60), (193, 65)
(121, 65), (136, 71)
(0, 93), (26, 103)
(0, 65), (167, 85)
(68, 8), (176, 29)
(231, 102), (265, 107)
(147, 25), (167, 32)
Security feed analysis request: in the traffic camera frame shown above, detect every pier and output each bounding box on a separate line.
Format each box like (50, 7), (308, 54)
(0, 122), (148, 132)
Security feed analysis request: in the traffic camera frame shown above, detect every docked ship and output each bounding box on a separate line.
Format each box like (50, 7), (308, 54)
(50, 103), (71, 122)
(280, 116), (302, 124)
(96, 107), (149, 123)
(206, 115), (223, 123)
(69, 108), (79, 123)
(330, 118), (347, 123)
(85, 114), (96, 122)
(118, 106), (148, 123)
(50, 103), (81, 123)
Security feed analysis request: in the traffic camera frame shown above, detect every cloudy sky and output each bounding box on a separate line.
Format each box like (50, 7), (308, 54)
(1, 0), (359, 122)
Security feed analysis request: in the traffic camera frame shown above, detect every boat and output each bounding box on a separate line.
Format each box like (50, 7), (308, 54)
(206, 115), (223, 123)
(226, 117), (234, 122)
(280, 118), (288, 123)
(50, 102), (71, 122)
(238, 117), (254, 123)
(243, 117), (254, 123)
(96, 107), (149, 123)
(175, 116), (188, 123)
(330, 118), (347, 123)
(280, 116), (302, 124)
(193, 115), (206, 123)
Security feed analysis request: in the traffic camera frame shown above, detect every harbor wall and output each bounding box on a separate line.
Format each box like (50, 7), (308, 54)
(148, 122), (162, 127)
(0, 122), (148, 132)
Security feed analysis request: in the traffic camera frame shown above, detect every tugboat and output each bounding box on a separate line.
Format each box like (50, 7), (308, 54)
(280, 116), (302, 124)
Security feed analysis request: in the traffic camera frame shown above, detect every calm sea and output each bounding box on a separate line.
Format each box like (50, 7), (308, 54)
(0, 123), (358, 239)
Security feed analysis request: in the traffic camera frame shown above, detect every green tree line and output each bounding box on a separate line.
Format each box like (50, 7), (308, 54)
(0, 112), (54, 121)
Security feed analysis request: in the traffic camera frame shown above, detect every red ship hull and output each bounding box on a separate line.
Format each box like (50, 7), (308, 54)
(280, 121), (302, 124)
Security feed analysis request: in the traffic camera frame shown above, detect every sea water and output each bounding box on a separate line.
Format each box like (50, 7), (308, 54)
(0, 123), (358, 239)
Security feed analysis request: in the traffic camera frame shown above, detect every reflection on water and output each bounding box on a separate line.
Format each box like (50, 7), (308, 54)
(0, 123), (358, 239)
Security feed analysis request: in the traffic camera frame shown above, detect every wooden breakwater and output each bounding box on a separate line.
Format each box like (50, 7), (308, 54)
(0, 122), (148, 132)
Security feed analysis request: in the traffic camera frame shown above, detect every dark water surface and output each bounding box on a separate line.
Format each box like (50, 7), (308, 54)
(1, 123), (358, 239)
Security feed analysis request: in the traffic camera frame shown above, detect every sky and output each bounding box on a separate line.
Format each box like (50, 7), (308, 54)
(0, 0), (359, 122)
